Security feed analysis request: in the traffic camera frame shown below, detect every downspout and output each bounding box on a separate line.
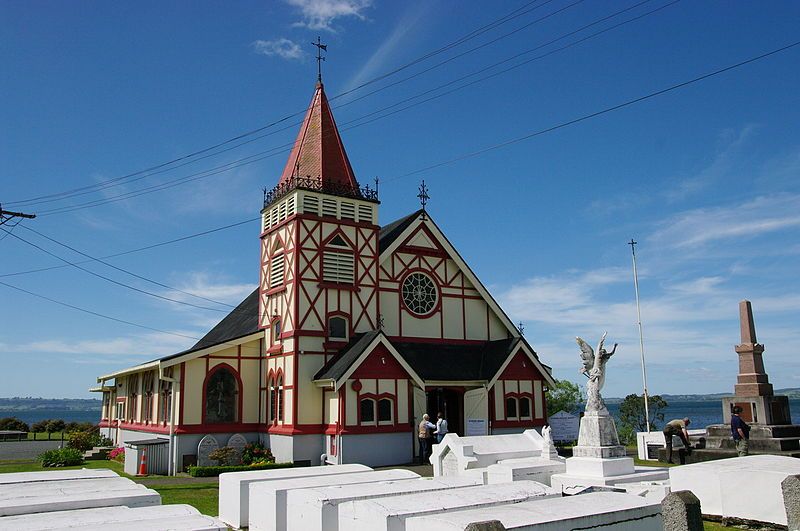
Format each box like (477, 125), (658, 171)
(158, 364), (178, 476)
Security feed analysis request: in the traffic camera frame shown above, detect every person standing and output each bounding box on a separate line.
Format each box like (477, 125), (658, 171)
(434, 412), (448, 444)
(731, 406), (750, 456)
(418, 414), (436, 464)
(663, 417), (692, 464)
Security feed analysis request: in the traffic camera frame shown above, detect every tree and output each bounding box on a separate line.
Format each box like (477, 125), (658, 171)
(0, 417), (29, 432)
(618, 393), (668, 433)
(45, 419), (66, 433)
(545, 379), (582, 417)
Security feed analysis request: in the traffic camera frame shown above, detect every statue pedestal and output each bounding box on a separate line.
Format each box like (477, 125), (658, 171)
(551, 409), (668, 493)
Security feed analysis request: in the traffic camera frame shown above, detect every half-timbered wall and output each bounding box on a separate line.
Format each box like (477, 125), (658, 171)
(379, 224), (509, 342)
(491, 350), (547, 429)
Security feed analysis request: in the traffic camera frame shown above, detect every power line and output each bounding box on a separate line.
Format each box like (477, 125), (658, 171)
(0, 217), (258, 278)
(0, 226), (233, 313)
(17, 224), (237, 309)
(4, 0), (566, 208)
(32, 0), (674, 217)
(384, 39), (800, 182)
(0, 205), (36, 225)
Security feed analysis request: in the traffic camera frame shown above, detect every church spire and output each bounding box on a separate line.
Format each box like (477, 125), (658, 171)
(276, 81), (360, 195)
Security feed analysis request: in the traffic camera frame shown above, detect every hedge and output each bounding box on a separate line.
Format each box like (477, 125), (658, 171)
(38, 447), (84, 467)
(187, 461), (295, 477)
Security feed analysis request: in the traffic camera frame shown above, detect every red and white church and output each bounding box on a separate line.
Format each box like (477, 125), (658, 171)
(95, 79), (556, 470)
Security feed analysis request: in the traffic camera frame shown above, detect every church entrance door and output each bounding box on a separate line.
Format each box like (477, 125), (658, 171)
(426, 387), (463, 436)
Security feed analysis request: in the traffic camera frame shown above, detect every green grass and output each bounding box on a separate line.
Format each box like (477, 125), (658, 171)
(633, 457), (675, 468)
(0, 458), (128, 476)
(155, 483), (219, 516)
(703, 520), (740, 530)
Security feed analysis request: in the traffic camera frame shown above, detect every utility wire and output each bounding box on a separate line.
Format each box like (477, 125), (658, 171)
(383, 39), (800, 182)
(0, 226), (232, 313)
(33, 0), (674, 216)
(0, 217), (259, 278)
(4, 0), (564, 208)
(17, 224), (237, 309)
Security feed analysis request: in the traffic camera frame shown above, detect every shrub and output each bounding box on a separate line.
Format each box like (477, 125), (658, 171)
(66, 430), (101, 452)
(107, 447), (125, 462)
(0, 417), (30, 432)
(38, 447), (84, 467)
(242, 442), (274, 465)
(187, 461), (294, 477)
(208, 446), (239, 466)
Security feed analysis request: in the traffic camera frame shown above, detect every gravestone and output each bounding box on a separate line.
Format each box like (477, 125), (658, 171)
(549, 411), (579, 442)
(228, 434), (248, 465)
(197, 434), (220, 467)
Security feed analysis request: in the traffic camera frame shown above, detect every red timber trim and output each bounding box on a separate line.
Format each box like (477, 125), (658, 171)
(200, 363), (244, 426)
(502, 391), (535, 422)
(385, 336), (486, 345)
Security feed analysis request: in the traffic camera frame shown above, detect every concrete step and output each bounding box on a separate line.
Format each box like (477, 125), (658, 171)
(657, 446), (800, 465)
(705, 424), (800, 439)
(703, 436), (800, 451)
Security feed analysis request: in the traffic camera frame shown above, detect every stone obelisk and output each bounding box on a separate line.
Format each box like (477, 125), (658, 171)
(722, 300), (790, 425)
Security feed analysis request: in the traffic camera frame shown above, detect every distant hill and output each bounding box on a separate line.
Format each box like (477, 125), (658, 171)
(0, 397), (101, 411)
(607, 388), (800, 403)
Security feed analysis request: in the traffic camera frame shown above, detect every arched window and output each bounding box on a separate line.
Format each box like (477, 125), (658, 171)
(322, 234), (354, 284)
(276, 374), (284, 422)
(267, 373), (276, 423)
(360, 398), (376, 424)
(378, 398), (393, 423)
(142, 372), (155, 423)
(205, 366), (239, 424)
(328, 315), (348, 341)
(506, 397), (518, 420)
(160, 370), (172, 425)
(519, 397), (532, 419)
(128, 373), (139, 422)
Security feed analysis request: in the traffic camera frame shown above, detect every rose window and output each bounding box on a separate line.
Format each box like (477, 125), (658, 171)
(402, 272), (438, 315)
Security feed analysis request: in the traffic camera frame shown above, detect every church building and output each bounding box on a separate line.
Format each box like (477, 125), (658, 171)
(94, 78), (556, 471)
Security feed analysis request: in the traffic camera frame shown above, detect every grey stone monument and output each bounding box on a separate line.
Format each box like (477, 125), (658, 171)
(197, 434), (219, 467)
(662, 491), (704, 531)
(227, 433), (247, 465)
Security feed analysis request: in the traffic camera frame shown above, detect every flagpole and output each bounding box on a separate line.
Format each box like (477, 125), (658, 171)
(628, 239), (651, 432)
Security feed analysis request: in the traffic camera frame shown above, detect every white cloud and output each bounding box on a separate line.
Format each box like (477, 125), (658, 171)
(650, 193), (800, 249)
(285, 0), (372, 31)
(5, 331), (194, 360)
(166, 271), (255, 306)
(252, 38), (305, 61)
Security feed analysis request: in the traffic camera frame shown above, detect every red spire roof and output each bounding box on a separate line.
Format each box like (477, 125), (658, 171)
(278, 82), (359, 191)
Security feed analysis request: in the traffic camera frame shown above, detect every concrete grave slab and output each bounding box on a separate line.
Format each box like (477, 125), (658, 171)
(218, 463), (371, 529)
(0, 477), (144, 501)
(0, 486), (160, 517)
(0, 504), (199, 530)
(669, 454), (800, 526)
(338, 480), (556, 531)
(248, 469), (420, 531)
(0, 469), (118, 485)
(403, 491), (662, 531)
(487, 457), (565, 486)
(286, 476), (483, 531)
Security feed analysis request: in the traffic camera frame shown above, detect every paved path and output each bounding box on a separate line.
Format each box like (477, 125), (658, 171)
(0, 440), (62, 460)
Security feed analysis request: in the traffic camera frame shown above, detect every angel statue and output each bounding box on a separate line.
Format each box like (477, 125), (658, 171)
(576, 332), (617, 413)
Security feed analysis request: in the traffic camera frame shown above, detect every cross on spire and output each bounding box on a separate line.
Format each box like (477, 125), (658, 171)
(311, 36), (327, 83)
(418, 180), (430, 220)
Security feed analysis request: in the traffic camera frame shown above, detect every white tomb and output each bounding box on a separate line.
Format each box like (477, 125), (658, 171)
(248, 469), (420, 531)
(431, 429), (544, 477)
(669, 454), (800, 526)
(403, 491), (662, 531)
(636, 429), (705, 460)
(0, 482), (160, 516)
(337, 480), (556, 531)
(0, 504), (227, 531)
(486, 456), (565, 486)
(285, 476), (483, 531)
(218, 463), (371, 529)
(0, 468), (118, 485)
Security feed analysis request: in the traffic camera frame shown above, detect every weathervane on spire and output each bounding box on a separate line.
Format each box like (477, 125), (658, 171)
(311, 36), (327, 83)
(417, 180), (430, 220)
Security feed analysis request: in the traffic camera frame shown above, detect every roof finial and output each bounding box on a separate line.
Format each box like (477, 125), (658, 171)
(311, 36), (327, 83)
(417, 180), (430, 220)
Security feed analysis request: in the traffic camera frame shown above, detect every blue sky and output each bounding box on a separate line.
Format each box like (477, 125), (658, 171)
(1, 0), (799, 399)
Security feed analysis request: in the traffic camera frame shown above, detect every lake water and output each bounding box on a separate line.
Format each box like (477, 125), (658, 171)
(605, 399), (800, 429)
(0, 409), (101, 426)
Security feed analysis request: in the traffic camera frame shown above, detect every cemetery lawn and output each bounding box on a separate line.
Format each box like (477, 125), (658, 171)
(0, 458), (127, 476)
(156, 483), (219, 516)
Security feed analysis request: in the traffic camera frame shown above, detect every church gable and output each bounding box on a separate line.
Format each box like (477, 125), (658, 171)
(378, 213), (517, 342)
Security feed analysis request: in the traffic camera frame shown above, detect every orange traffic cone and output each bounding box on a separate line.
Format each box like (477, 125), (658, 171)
(137, 447), (148, 476)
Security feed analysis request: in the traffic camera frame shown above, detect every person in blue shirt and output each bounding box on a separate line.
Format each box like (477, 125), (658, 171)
(731, 406), (750, 456)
